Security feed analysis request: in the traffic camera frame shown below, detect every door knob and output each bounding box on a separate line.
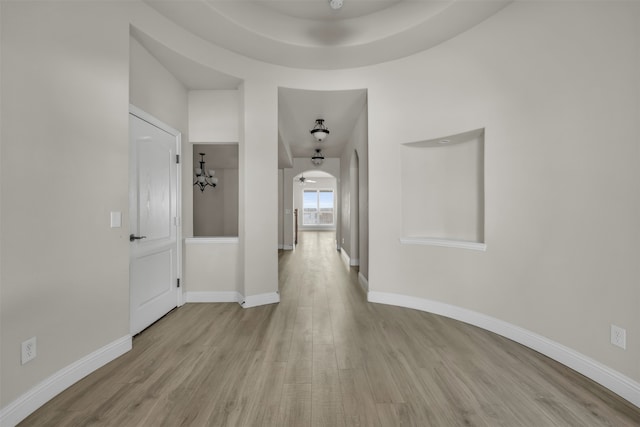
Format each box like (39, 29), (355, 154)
(130, 234), (147, 242)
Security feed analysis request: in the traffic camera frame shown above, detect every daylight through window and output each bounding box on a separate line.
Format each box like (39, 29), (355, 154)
(303, 189), (334, 225)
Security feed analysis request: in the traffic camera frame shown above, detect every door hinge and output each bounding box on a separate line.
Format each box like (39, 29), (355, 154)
(176, 154), (180, 164)
(177, 278), (181, 288)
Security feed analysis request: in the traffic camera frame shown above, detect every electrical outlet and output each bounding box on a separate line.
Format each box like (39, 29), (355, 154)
(21, 337), (37, 364)
(611, 325), (626, 350)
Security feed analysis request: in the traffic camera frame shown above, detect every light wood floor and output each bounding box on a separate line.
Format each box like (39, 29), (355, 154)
(21, 231), (640, 426)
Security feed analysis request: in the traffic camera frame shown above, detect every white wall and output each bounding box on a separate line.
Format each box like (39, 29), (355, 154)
(130, 35), (189, 237)
(340, 107), (369, 279)
(186, 94), (242, 298)
(130, 0), (640, 388)
(278, 169), (285, 248)
(130, 38), (188, 138)
(2, 0), (640, 419)
(188, 90), (239, 143)
(1, 1), (132, 408)
(368, 1), (640, 385)
(401, 130), (484, 243)
(184, 240), (240, 294)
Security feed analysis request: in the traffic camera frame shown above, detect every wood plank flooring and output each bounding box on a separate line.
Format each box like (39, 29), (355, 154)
(20, 231), (640, 426)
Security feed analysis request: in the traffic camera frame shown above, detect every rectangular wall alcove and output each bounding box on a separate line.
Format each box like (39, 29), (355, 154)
(193, 144), (239, 237)
(400, 128), (485, 250)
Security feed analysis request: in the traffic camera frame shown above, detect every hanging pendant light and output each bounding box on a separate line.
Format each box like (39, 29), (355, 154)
(311, 148), (325, 166)
(310, 119), (330, 142)
(194, 153), (218, 191)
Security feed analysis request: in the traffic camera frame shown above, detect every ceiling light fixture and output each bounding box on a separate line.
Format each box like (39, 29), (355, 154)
(298, 174), (316, 185)
(310, 119), (330, 142)
(311, 148), (325, 166)
(194, 153), (218, 191)
(329, 0), (343, 10)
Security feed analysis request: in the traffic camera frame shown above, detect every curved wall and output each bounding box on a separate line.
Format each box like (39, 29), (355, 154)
(367, 1), (640, 388)
(132, 0), (640, 389)
(1, 0), (638, 422)
(136, 0), (639, 396)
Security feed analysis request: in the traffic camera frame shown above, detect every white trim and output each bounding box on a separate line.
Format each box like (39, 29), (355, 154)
(176, 131), (183, 308)
(358, 272), (369, 293)
(184, 237), (239, 244)
(400, 237), (486, 251)
(0, 335), (131, 427)
(341, 248), (360, 267)
(241, 292), (280, 308)
(340, 248), (351, 267)
(367, 291), (640, 408)
(129, 105), (184, 323)
(186, 291), (242, 303)
(282, 244), (294, 250)
(299, 227), (337, 231)
(129, 105), (180, 136)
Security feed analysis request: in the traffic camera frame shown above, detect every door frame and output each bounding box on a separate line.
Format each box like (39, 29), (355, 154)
(129, 104), (184, 313)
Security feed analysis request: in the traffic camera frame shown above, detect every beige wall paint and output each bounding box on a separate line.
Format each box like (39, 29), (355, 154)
(130, 38), (188, 137)
(340, 107), (369, 279)
(129, 34), (190, 237)
(132, 0), (639, 383)
(0, 2), (132, 406)
(367, 1), (640, 381)
(193, 168), (239, 236)
(239, 81), (279, 298)
(184, 242), (240, 293)
(278, 169), (284, 247)
(188, 90), (239, 143)
(401, 132), (484, 242)
(1, 0), (639, 416)
(192, 145), (239, 237)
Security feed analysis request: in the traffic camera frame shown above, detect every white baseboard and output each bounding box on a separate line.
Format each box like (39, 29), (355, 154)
(186, 291), (242, 303)
(186, 291), (280, 309)
(241, 292), (280, 308)
(340, 248), (360, 267)
(367, 291), (640, 408)
(358, 272), (369, 293)
(0, 335), (132, 427)
(282, 244), (293, 250)
(340, 248), (350, 267)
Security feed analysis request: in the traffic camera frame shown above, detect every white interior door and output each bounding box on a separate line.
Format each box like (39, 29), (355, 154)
(129, 110), (180, 335)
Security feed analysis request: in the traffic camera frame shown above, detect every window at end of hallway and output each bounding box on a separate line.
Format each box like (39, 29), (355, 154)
(303, 189), (334, 226)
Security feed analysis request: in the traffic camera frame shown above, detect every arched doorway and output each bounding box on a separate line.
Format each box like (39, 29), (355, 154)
(293, 170), (338, 247)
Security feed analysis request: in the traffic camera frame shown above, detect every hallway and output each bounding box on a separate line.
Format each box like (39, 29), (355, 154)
(21, 232), (640, 426)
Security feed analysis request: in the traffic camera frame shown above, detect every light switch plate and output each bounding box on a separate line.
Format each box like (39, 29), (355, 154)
(110, 211), (122, 228)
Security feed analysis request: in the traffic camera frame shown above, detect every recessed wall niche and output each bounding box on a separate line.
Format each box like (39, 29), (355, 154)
(193, 144), (239, 237)
(400, 128), (485, 250)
